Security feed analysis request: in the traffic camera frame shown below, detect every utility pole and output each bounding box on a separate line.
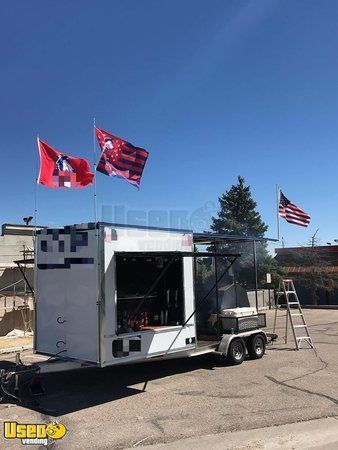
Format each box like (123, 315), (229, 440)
(311, 228), (319, 247)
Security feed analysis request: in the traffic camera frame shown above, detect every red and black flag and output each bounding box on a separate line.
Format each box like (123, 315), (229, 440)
(95, 127), (149, 188)
(279, 191), (311, 227)
(37, 139), (94, 189)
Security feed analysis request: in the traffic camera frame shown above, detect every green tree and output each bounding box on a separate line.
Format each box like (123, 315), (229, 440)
(210, 176), (282, 289)
(211, 176), (268, 237)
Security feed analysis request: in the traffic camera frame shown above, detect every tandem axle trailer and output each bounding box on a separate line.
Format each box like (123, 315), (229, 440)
(1, 223), (276, 400)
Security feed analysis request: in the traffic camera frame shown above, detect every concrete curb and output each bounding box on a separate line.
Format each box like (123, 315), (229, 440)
(126, 416), (338, 450)
(0, 344), (33, 355)
(302, 305), (338, 309)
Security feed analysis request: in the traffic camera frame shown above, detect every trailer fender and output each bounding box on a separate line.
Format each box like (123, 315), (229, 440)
(217, 334), (238, 355)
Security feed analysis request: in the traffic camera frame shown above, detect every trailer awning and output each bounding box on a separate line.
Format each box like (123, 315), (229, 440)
(193, 233), (278, 245)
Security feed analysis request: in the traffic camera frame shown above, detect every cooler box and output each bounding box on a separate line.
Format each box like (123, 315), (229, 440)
(219, 307), (265, 334)
(220, 307), (257, 317)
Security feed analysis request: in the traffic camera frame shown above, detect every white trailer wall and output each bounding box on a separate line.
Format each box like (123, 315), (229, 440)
(35, 225), (99, 362)
(102, 225), (196, 366)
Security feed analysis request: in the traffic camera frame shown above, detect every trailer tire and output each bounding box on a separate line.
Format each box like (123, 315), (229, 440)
(227, 338), (246, 365)
(248, 334), (265, 359)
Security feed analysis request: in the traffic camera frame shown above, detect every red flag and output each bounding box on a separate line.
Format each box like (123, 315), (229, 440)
(37, 139), (94, 189)
(95, 127), (149, 188)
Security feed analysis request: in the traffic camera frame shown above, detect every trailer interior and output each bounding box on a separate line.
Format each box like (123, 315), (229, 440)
(116, 254), (185, 334)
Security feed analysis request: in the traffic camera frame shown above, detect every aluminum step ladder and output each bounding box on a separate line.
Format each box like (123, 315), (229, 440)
(273, 278), (314, 350)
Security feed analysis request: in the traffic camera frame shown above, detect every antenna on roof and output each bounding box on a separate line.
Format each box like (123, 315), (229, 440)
(23, 216), (33, 225)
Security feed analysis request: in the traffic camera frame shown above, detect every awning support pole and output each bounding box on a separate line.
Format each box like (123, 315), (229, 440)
(214, 242), (220, 340)
(253, 240), (259, 311)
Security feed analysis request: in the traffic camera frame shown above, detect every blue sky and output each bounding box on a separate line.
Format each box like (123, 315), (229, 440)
(1, 0), (338, 248)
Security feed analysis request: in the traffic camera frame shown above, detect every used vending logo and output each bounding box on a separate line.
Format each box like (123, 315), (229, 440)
(4, 421), (67, 446)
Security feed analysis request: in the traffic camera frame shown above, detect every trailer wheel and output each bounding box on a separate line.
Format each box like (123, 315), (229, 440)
(248, 334), (265, 359)
(227, 338), (246, 365)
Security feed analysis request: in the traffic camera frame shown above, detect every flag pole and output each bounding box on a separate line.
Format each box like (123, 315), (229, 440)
(276, 184), (281, 242)
(93, 118), (98, 225)
(33, 136), (40, 351)
(93, 119), (103, 365)
(35, 136), (40, 238)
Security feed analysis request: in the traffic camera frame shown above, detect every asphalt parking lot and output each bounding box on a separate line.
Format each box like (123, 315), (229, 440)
(1, 309), (338, 449)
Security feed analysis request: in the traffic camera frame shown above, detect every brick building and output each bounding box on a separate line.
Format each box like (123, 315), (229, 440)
(275, 245), (338, 305)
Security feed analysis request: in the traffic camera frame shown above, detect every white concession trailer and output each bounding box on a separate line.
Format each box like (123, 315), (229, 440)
(34, 222), (269, 369)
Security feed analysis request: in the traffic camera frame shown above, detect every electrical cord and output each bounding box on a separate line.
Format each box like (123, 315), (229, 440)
(46, 349), (67, 362)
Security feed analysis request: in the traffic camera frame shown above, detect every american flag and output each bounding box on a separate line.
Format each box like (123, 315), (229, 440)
(95, 127), (148, 188)
(279, 191), (311, 227)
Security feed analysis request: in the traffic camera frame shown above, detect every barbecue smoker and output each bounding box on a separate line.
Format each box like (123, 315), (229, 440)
(32, 222), (270, 368)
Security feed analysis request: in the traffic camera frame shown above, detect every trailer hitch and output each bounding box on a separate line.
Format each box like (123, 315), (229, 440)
(0, 354), (42, 404)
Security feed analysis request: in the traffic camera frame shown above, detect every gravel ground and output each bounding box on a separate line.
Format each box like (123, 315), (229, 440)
(0, 309), (337, 449)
